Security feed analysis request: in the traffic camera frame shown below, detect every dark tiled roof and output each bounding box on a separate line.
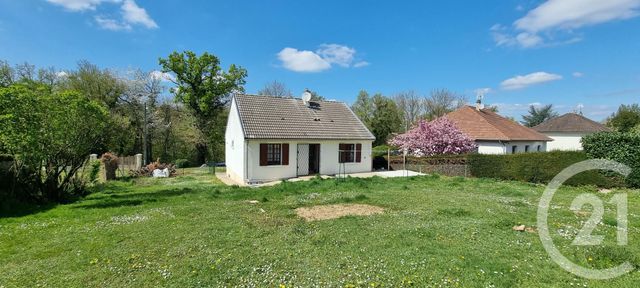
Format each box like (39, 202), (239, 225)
(445, 106), (552, 141)
(234, 94), (375, 140)
(532, 113), (611, 133)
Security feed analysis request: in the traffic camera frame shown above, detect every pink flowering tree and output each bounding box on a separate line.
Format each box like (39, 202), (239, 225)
(389, 117), (476, 156)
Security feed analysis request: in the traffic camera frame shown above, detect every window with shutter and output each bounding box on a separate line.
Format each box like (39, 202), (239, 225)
(260, 143), (284, 166)
(338, 143), (356, 163)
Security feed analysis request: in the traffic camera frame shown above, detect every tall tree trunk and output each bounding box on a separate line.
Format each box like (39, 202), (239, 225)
(196, 143), (208, 165)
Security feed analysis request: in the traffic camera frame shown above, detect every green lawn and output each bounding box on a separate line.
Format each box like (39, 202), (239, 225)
(1, 168), (638, 287)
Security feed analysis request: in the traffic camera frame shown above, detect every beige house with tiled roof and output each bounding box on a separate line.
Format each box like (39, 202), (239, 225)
(445, 106), (552, 154)
(532, 113), (610, 151)
(225, 94), (375, 184)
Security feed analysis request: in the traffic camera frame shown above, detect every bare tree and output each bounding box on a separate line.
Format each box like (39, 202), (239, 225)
(394, 90), (423, 131)
(423, 89), (466, 120)
(15, 62), (36, 82)
(258, 80), (292, 97)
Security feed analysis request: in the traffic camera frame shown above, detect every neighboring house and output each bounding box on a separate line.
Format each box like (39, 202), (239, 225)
(225, 94), (375, 184)
(532, 113), (610, 151)
(445, 105), (551, 154)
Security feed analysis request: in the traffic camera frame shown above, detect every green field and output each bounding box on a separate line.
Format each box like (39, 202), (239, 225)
(1, 168), (638, 287)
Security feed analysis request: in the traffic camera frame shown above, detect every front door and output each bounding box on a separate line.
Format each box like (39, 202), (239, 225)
(297, 144), (309, 176)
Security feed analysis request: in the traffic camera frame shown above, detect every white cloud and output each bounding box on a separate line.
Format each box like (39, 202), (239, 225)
(277, 48), (331, 72)
(95, 15), (131, 31)
(353, 61), (370, 68)
(46, 0), (114, 11)
(121, 0), (157, 29)
(492, 0), (640, 48)
(573, 72), (584, 78)
(277, 44), (368, 73)
(515, 0), (640, 32)
(47, 0), (157, 30)
(316, 44), (355, 67)
(150, 70), (175, 82)
(500, 72), (563, 90)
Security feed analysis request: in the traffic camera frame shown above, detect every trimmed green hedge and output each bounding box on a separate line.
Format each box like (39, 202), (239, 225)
(582, 132), (640, 187)
(468, 151), (621, 187)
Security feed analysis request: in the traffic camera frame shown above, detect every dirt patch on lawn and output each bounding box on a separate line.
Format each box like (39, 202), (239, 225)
(295, 204), (384, 221)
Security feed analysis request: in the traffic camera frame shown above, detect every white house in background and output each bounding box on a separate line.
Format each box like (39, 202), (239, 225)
(225, 93), (375, 184)
(532, 113), (610, 151)
(444, 105), (552, 154)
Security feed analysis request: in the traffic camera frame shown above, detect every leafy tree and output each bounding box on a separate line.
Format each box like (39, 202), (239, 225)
(423, 89), (466, 120)
(258, 80), (292, 97)
(394, 90), (423, 131)
(0, 84), (109, 202)
(606, 104), (640, 132)
(159, 51), (247, 164)
(370, 94), (403, 146)
(351, 90), (373, 127)
(63, 60), (125, 109)
(389, 117), (476, 156)
(521, 104), (558, 127)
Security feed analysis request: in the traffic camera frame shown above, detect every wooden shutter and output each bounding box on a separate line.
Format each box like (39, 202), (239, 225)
(355, 143), (362, 162)
(259, 144), (268, 166)
(281, 143), (289, 165)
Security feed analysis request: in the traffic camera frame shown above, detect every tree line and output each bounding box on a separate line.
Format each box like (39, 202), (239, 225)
(0, 51), (246, 204)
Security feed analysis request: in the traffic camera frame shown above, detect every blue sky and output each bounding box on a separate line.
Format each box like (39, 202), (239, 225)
(1, 0), (639, 121)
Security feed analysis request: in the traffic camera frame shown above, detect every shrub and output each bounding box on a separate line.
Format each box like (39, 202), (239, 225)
(130, 161), (177, 177)
(175, 159), (191, 168)
(468, 151), (620, 187)
(87, 160), (101, 184)
(0, 84), (109, 202)
(582, 132), (640, 187)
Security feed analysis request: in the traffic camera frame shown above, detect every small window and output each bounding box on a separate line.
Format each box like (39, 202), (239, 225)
(340, 144), (355, 163)
(267, 144), (282, 165)
(537, 145), (541, 152)
(525, 145), (530, 153)
(511, 145), (517, 154)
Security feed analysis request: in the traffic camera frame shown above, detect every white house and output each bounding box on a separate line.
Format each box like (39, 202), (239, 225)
(225, 94), (375, 184)
(532, 113), (610, 151)
(445, 105), (551, 154)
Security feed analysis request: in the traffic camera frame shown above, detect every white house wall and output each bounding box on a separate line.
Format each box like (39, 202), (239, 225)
(476, 141), (507, 154)
(476, 140), (548, 154)
(224, 98), (246, 183)
(544, 132), (587, 151)
(245, 140), (373, 183)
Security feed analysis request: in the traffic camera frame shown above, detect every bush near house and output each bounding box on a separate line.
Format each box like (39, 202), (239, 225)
(582, 132), (640, 187)
(467, 151), (621, 187)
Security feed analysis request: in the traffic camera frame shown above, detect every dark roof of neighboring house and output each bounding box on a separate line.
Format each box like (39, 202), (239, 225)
(445, 106), (552, 141)
(532, 113), (611, 133)
(233, 94), (375, 140)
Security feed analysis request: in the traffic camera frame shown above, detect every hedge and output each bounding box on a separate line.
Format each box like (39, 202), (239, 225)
(468, 151), (621, 187)
(582, 132), (640, 187)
